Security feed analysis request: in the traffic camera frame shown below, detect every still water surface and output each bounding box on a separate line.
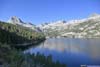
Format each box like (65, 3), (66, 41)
(25, 38), (100, 67)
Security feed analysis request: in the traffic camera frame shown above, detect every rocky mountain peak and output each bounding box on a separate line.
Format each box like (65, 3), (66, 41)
(8, 16), (24, 24)
(8, 16), (42, 32)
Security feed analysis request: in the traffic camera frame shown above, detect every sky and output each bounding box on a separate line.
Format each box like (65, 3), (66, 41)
(0, 0), (100, 25)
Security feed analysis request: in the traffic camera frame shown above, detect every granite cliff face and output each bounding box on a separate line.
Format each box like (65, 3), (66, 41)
(8, 16), (41, 32)
(38, 14), (100, 38)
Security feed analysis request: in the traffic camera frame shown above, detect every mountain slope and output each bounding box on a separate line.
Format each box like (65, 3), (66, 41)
(38, 13), (100, 38)
(0, 21), (45, 48)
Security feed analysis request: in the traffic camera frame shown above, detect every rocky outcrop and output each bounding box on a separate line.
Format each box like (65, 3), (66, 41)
(8, 16), (41, 32)
(38, 13), (100, 38)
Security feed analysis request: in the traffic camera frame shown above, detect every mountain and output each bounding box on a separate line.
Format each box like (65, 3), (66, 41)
(8, 16), (41, 32)
(0, 21), (45, 48)
(2, 14), (100, 38)
(38, 13), (100, 38)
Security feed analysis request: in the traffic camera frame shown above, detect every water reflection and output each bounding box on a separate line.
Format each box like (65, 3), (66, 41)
(35, 38), (100, 58)
(25, 38), (100, 67)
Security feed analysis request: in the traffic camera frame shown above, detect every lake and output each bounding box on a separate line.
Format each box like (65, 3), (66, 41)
(24, 38), (100, 67)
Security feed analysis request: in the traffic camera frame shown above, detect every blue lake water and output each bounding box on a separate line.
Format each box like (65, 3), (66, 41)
(25, 38), (100, 67)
